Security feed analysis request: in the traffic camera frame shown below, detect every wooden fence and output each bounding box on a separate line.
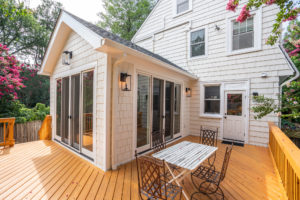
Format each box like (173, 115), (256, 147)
(14, 120), (42, 143)
(269, 122), (300, 200)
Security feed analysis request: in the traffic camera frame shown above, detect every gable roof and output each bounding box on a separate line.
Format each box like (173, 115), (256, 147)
(39, 9), (196, 79)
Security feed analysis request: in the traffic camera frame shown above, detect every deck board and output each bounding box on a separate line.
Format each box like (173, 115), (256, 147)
(0, 136), (288, 200)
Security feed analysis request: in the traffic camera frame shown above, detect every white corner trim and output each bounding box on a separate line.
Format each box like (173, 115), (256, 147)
(188, 25), (209, 60)
(226, 7), (262, 55)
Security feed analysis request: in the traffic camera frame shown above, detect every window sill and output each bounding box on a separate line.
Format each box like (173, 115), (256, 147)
(173, 9), (192, 18)
(199, 114), (223, 119)
(189, 54), (208, 61)
(226, 47), (262, 56)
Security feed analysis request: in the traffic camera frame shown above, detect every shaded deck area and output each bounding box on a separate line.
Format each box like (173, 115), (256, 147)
(0, 136), (287, 200)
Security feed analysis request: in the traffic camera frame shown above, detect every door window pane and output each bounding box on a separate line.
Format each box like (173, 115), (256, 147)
(137, 75), (150, 148)
(227, 94), (242, 116)
(204, 86), (220, 114)
(61, 77), (69, 143)
(71, 74), (80, 149)
(165, 81), (174, 140)
(56, 79), (61, 137)
(174, 84), (181, 134)
(82, 71), (94, 152)
(152, 78), (163, 133)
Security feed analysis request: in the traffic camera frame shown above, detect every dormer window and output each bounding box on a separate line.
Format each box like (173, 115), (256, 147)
(177, 0), (189, 14)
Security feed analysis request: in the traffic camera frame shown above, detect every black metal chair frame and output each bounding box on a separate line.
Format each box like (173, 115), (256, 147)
(190, 145), (233, 200)
(200, 126), (218, 168)
(135, 150), (182, 200)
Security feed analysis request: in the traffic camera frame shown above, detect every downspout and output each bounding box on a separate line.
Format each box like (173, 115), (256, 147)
(111, 53), (127, 170)
(278, 44), (300, 127)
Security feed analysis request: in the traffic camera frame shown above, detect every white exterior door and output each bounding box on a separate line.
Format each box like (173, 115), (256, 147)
(223, 91), (246, 143)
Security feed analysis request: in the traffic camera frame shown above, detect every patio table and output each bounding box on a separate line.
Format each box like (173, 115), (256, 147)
(152, 141), (218, 200)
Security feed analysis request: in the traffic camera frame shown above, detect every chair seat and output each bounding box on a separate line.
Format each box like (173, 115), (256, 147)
(141, 181), (182, 200)
(191, 165), (221, 184)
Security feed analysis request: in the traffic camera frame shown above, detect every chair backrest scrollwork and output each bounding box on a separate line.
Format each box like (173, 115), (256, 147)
(200, 126), (218, 147)
(220, 145), (233, 181)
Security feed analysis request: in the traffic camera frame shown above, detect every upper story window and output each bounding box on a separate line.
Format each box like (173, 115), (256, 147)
(190, 29), (205, 57)
(177, 0), (189, 14)
(204, 86), (220, 114)
(232, 17), (254, 51)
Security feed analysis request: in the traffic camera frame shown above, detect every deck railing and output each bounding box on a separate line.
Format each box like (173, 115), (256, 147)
(38, 115), (52, 140)
(268, 122), (300, 200)
(0, 118), (15, 147)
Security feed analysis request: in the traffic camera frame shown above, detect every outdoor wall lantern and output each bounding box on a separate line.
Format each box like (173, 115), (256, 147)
(62, 51), (72, 65)
(186, 88), (192, 97)
(120, 73), (131, 91)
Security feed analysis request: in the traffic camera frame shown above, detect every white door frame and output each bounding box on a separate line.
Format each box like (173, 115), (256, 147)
(223, 90), (246, 142)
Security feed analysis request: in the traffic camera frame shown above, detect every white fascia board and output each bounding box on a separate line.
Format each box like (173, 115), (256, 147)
(39, 11), (102, 76)
(100, 38), (198, 80)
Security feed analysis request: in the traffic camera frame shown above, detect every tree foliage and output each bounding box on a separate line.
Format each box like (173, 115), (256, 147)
(98, 0), (155, 40)
(226, 0), (300, 45)
(0, 0), (44, 62)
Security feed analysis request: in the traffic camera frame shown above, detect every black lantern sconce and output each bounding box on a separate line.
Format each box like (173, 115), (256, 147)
(62, 51), (72, 65)
(120, 73), (131, 91)
(186, 88), (192, 97)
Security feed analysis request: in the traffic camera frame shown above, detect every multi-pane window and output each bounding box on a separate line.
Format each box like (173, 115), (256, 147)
(177, 0), (189, 14)
(204, 86), (220, 114)
(232, 17), (254, 51)
(191, 29), (205, 57)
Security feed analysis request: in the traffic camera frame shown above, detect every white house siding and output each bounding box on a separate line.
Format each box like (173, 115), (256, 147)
(50, 31), (108, 169)
(133, 0), (294, 146)
(109, 54), (193, 167)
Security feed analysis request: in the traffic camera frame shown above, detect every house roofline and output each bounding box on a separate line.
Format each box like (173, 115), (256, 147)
(99, 38), (198, 80)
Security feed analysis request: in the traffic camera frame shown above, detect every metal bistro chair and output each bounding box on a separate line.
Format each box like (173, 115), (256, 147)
(135, 151), (182, 200)
(199, 126), (218, 168)
(190, 145), (233, 200)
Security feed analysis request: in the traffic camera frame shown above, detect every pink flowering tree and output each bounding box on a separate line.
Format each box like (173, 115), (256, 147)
(226, 0), (300, 45)
(0, 44), (26, 101)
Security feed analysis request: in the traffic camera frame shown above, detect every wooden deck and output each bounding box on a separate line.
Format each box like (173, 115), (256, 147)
(0, 136), (287, 200)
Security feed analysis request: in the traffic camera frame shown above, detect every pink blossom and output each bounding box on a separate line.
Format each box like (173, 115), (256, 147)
(289, 48), (300, 56)
(293, 101), (298, 105)
(226, 0), (239, 12)
(265, 0), (276, 5)
(236, 5), (251, 23)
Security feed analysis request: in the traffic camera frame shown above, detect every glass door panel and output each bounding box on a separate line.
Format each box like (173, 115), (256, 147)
(71, 74), (80, 150)
(61, 77), (69, 144)
(174, 84), (181, 134)
(165, 81), (174, 140)
(152, 78), (164, 134)
(137, 74), (151, 148)
(82, 71), (94, 154)
(56, 79), (62, 137)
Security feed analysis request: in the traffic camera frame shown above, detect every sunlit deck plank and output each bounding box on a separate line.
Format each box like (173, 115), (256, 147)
(0, 137), (288, 200)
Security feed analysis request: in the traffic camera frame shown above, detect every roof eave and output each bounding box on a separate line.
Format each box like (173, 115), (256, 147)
(99, 38), (198, 80)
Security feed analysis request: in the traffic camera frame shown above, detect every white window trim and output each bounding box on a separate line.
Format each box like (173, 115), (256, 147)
(226, 7), (262, 56)
(173, 0), (192, 18)
(199, 83), (223, 118)
(188, 26), (208, 60)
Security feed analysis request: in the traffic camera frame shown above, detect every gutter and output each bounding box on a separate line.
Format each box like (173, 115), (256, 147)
(278, 44), (300, 127)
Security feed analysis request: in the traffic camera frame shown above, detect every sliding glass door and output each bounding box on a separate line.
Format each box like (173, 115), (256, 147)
(55, 70), (94, 158)
(136, 74), (182, 152)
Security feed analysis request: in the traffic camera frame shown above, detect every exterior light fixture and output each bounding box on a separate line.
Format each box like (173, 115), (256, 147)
(186, 88), (192, 97)
(215, 25), (220, 31)
(261, 73), (267, 78)
(253, 92), (259, 97)
(120, 73), (131, 91)
(62, 51), (72, 65)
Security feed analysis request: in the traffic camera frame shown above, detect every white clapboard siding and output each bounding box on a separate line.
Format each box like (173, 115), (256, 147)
(133, 0), (294, 146)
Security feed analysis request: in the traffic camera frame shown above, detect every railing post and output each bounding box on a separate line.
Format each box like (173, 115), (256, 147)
(38, 115), (52, 140)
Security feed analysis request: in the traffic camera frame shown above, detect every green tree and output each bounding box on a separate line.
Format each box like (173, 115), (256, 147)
(33, 0), (63, 65)
(0, 0), (44, 62)
(98, 0), (155, 40)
